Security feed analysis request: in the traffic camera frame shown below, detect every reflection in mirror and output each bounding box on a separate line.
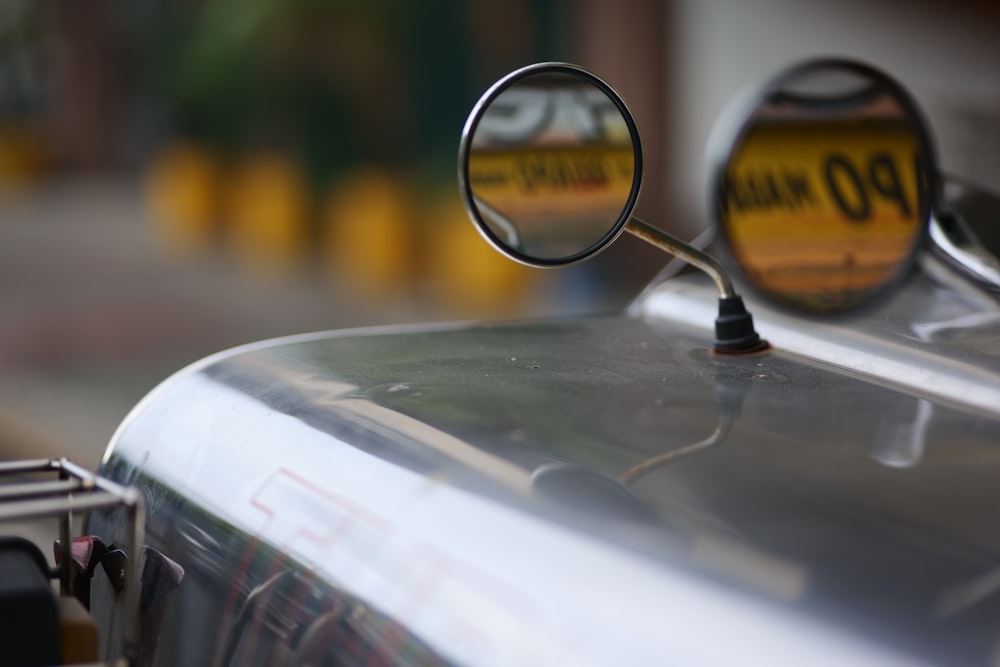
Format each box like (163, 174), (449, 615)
(459, 64), (642, 266)
(715, 60), (936, 311)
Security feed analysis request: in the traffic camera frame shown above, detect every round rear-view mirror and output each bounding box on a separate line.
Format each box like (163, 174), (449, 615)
(710, 59), (938, 312)
(458, 62), (643, 267)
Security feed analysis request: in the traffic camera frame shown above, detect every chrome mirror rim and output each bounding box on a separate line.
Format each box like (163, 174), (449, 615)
(930, 178), (1000, 291)
(458, 62), (644, 268)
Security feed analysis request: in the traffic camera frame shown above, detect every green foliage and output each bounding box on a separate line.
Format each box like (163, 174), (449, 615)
(128, 0), (559, 187)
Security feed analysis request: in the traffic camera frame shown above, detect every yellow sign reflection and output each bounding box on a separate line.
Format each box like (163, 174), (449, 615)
(721, 119), (924, 309)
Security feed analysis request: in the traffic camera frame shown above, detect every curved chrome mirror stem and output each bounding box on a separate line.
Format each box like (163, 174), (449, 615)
(626, 217), (765, 353)
(929, 212), (1000, 290)
(626, 217), (734, 298)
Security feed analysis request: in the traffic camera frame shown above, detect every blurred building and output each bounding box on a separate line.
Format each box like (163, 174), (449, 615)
(1, 0), (999, 461)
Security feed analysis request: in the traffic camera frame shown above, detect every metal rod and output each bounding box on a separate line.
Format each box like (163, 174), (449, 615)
(0, 458), (59, 475)
(626, 217), (735, 298)
(0, 479), (80, 501)
(0, 491), (127, 522)
(62, 460), (131, 498)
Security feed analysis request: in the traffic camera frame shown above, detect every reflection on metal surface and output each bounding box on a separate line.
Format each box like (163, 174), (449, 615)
(870, 398), (932, 468)
(91, 311), (1000, 666)
(933, 564), (1000, 620)
(218, 570), (295, 667)
(639, 275), (1000, 418)
(691, 533), (809, 602)
(618, 416), (733, 486)
(138, 546), (184, 667)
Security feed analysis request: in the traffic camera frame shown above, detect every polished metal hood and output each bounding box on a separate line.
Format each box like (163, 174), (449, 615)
(97, 265), (1000, 665)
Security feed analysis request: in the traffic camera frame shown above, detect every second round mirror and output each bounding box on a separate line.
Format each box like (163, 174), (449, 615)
(459, 63), (643, 266)
(712, 59), (937, 312)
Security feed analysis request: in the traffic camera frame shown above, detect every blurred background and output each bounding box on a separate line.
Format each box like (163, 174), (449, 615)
(0, 0), (998, 468)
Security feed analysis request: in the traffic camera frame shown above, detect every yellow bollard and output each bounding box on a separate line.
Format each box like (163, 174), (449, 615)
(225, 152), (311, 276)
(422, 189), (536, 318)
(144, 142), (223, 256)
(321, 166), (415, 301)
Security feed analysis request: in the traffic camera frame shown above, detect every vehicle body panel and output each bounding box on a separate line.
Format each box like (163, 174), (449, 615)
(92, 256), (1000, 665)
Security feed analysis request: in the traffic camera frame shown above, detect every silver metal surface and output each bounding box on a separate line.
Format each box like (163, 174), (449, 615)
(634, 261), (1000, 419)
(92, 275), (1000, 664)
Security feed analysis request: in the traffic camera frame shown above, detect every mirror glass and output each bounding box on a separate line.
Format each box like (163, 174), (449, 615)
(460, 64), (642, 266)
(715, 61), (936, 311)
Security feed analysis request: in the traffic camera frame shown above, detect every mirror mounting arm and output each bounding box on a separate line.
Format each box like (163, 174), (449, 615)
(626, 217), (766, 353)
(626, 218), (734, 297)
(460, 62), (766, 352)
